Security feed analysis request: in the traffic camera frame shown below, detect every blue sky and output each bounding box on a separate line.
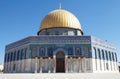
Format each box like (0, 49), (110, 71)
(0, 0), (120, 64)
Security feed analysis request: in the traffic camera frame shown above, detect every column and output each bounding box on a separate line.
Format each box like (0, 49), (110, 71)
(34, 57), (38, 73)
(53, 56), (56, 73)
(65, 56), (68, 73)
(70, 57), (73, 72)
(40, 57), (42, 73)
(79, 57), (81, 73)
(84, 57), (86, 72)
(81, 57), (85, 72)
(48, 57), (51, 73)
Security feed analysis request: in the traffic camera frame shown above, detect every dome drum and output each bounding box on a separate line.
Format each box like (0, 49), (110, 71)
(37, 27), (83, 35)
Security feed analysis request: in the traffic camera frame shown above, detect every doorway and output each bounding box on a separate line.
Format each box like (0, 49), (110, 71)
(56, 51), (65, 73)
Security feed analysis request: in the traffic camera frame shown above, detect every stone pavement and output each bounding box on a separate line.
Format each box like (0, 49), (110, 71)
(0, 73), (120, 79)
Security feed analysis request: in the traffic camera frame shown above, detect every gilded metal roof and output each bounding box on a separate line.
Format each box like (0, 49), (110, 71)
(39, 9), (82, 31)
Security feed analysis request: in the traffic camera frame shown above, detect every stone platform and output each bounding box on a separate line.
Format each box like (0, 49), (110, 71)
(0, 73), (120, 79)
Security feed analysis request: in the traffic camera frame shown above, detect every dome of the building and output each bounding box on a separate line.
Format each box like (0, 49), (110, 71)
(38, 9), (83, 35)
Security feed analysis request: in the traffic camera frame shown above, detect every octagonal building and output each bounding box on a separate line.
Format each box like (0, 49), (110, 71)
(4, 8), (118, 73)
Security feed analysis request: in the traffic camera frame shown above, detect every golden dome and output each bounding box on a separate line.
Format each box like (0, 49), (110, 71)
(38, 9), (83, 34)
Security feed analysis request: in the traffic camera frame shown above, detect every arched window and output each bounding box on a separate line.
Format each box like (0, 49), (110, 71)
(115, 53), (117, 62)
(8, 53), (10, 62)
(24, 48), (27, 59)
(108, 51), (111, 61)
(75, 48), (81, 56)
(4, 54), (7, 63)
(6, 53), (9, 62)
(68, 47), (73, 56)
(105, 51), (108, 60)
(55, 31), (59, 35)
(39, 48), (45, 56)
(102, 50), (105, 60)
(112, 52), (115, 61)
(13, 51), (16, 61)
(93, 47), (97, 59)
(48, 47), (53, 56)
(10, 52), (11, 62)
(64, 31), (68, 35)
(20, 49), (24, 60)
(17, 50), (20, 60)
(32, 47), (37, 57)
(84, 46), (89, 57)
(10, 52), (13, 62)
(98, 49), (101, 59)
(46, 31), (50, 35)
(98, 48), (102, 70)
(5, 53), (8, 62)
(75, 30), (77, 35)
(9, 53), (11, 62)
(93, 47), (98, 70)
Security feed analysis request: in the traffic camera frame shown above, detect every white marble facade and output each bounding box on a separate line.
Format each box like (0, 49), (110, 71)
(4, 54), (118, 73)
(4, 57), (93, 73)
